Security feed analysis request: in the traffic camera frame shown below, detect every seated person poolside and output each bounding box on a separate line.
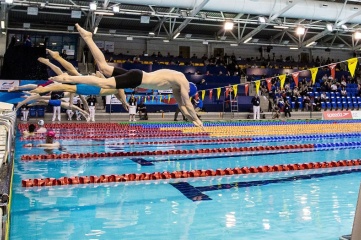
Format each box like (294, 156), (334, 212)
(137, 100), (148, 120)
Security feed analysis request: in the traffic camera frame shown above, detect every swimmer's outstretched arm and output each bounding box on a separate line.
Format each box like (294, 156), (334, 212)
(173, 90), (203, 129)
(78, 95), (89, 113)
(16, 95), (50, 110)
(47, 49), (80, 76)
(50, 73), (116, 89)
(31, 83), (76, 94)
(38, 57), (63, 76)
(8, 84), (38, 92)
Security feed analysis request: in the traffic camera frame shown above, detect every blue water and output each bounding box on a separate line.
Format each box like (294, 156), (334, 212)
(10, 129), (361, 240)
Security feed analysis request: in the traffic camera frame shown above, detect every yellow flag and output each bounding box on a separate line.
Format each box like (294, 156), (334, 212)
(168, 94), (171, 103)
(279, 74), (286, 89)
(144, 97), (147, 103)
(232, 85), (238, 97)
(159, 96), (162, 101)
(152, 96), (154, 101)
(217, 88), (221, 99)
(310, 68), (318, 85)
(201, 90), (205, 100)
(348, 57), (358, 78)
(255, 80), (260, 95)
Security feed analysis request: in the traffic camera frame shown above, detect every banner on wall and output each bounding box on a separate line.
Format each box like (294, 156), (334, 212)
(322, 111), (352, 120)
(158, 89), (173, 94)
(0, 80), (19, 91)
(104, 41), (114, 53)
(95, 41), (104, 49)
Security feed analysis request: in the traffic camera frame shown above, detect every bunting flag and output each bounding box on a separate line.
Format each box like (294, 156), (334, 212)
(279, 74), (286, 89)
(232, 84), (238, 97)
(144, 97), (147, 103)
(209, 89), (213, 100)
(265, 78), (272, 91)
(292, 72), (299, 87)
(310, 67), (318, 85)
(152, 96), (155, 101)
(168, 94), (171, 103)
(328, 64), (337, 79)
(159, 96), (162, 101)
(245, 84), (249, 96)
(347, 57), (358, 78)
(255, 80), (261, 95)
(217, 88), (221, 99)
(201, 90), (205, 100)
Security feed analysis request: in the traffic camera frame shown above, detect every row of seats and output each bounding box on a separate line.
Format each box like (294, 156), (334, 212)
(283, 95), (361, 110)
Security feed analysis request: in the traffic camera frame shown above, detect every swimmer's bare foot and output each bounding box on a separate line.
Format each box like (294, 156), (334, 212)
(75, 23), (92, 40)
(46, 49), (60, 59)
(30, 86), (46, 94)
(49, 73), (71, 83)
(38, 57), (50, 65)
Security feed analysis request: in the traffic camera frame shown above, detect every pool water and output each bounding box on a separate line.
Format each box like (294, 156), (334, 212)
(10, 121), (361, 240)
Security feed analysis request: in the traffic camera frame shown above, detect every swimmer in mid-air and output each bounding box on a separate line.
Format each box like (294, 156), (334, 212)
(50, 23), (203, 127)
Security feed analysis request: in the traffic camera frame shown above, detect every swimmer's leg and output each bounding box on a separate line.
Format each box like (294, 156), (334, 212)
(75, 23), (114, 77)
(38, 57), (63, 76)
(60, 101), (90, 121)
(50, 73), (116, 89)
(16, 95), (50, 110)
(31, 83), (76, 94)
(78, 95), (89, 112)
(46, 49), (80, 76)
(8, 84), (38, 92)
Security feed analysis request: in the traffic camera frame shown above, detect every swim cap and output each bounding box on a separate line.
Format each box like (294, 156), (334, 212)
(38, 120), (44, 126)
(189, 82), (197, 97)
(46, 130), (55, 138)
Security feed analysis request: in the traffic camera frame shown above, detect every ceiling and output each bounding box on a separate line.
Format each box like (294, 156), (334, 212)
(4, 0), (361, 51)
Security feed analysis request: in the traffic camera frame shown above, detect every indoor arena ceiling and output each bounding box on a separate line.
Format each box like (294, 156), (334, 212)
(3, 0), (361, 51)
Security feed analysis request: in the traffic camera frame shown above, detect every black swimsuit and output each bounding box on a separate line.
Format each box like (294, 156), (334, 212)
(112, 67), (143, 89)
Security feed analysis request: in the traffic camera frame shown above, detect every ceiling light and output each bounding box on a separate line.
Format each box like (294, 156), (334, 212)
(181, 11), (188, 17)
(173, 32), (180, 39)
(244, 37), (252, 43)
(273, 25), (289, 29)
(185, 34), (192, 39)
(354, 31), (361, 40)
(224, 21), (234, 30)
(163, 39), (169, 42)
(93, 27), (98, 34)
(220, 36), (227, 40)
(89, 2), (97, 11)
(296, 26), (305, 35)
(94, 11), (114, 16)
(200, 13), (207, 19)
(203, 41), (208, 45)
(140, 15), (150, 24)
(71, 10), (82, 19)
(109, 29), (116, 34)
(5, 0), (13, 4)
(149, 32), (155, 35)
(126, 36), (133, 41)
(27, 7), (38, 16)
(230, 43), (238, 46)
(290, 47), (298, 50)
(341, 24), (348, 30)
(258, 16), (266, 24)
(23, 23), (30, 29)
(67, 26), (74, 31)
(51, 43), (57, 45)
(113, 6), (119, 13)
(326, 24), (333, 31)
(306, 41), (316, 47)
(252, 38), (259, 43)
(1, 21), (5, 29)
(282, 40), (289, 44)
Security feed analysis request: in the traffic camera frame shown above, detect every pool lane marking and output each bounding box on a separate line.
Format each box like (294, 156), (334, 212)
(170, 182), (212, 202)
(129, 158), (154, 166)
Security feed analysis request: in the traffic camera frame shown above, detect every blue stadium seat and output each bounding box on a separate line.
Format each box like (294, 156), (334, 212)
(348, 101), (353, 109)
(331, 101), (337, 110)
(314, 92), (319, 97)
(337, 102), (343, 109)
(326, 102), (331, 109)
(321, 102), (326, 110)
(330, 92), (335, 98)
(291, 102), (295, 109)
(37, 107), (45, 117)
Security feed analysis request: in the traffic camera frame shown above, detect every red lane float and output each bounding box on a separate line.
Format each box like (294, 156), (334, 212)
(22, 159), (361, 188)
(21, 143), (315, 161)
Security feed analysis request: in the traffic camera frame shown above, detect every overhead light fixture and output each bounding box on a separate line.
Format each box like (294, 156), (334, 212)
(94, 11), (114, 16)
(163, 39), (169, 43)
(296, 26), (305, 35)
(326, 23), (333, 31)
(127, 36), (133, 41)
(181, 11), (188, 17)
(185, 34), (192, 39)
(203, 41), (208, 45)
(273, 25), (289, 29)
(252, 38), (259, 43)
(230, 43), (238, 46)
(27, 7), (38, 16)
(220, 36), (227, 40)
(306, 41), (316, 47)
(173, 32), (180, 39)
(341, 24), (348, 30)
(67, 26), (74, 31)
(290, 47), (298, 50)
(354, 31), (361, 40)
(1, 21), (5, 29)
(337, 44), (345, 48)
(89, 2), (97, 11)
(140, 15), (150, 24)
(258, 16), (266, 24)
(149, 32), (155, 36)
(71, 10), (82, 19)
(23, 23), (30, 29)
(282, 40), (289, 44)
(5, 0), (13, 4)
(51, 42), (57, 45)
(244, 37), (252, 43)
(93, 27), (98, 34)
(109, 29), (116, 34)
(224, 21), (234, 30)
(113, 6), (120, 13)
(200, 13), (207, 19)
(1, 32), (5, 35)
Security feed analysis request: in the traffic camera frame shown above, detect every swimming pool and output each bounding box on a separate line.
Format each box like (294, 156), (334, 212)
(10, 121), (361, 239)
